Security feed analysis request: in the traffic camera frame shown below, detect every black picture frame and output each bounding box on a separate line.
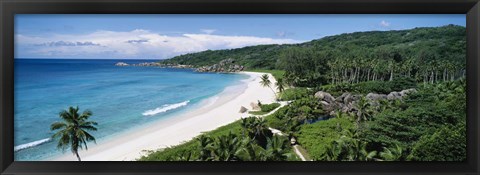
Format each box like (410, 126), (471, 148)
(1, 0), (479, 174)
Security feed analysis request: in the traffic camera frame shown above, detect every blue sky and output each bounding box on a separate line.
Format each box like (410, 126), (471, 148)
(15, 14), (465, 59)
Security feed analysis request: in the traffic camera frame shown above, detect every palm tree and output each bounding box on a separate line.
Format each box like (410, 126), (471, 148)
(354, 97), (375, 124)
(210, 132), (242, 161)
(322, 127), (377, 161)
(379, 144), (403, 161)
(322, 142), (342, 161)
(334, 110), (353, 120)
(374, 99), (388, 112)
(171, 151), (196, 161)
(50, 106), (98, 161)
(241, 117), (272, 147)
(275, 78), (286, 94)
(236, 135), (291, 161)
(260, 74), (277, 97)
(196, 135), (214, 161)
(358, 142), (377, 161)
(235, 138), (266, 161)
(263, 136), (291, 161)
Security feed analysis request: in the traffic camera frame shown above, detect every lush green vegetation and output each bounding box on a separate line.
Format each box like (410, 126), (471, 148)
(248, 111), (269, 115)
(139, 117), (299, 161)
(265, 97), (326, 133)
(304, 79), (464, 161)
(160, 44), (289, 69)
(260, 103), (281, 113)
(161, 25), (465, 88)
(144, 25), (467, 162)
(278, 88), (313, 101)
(319, 77), (417, 96)
(276, 25), (465, 87)
(297, 117), (354, 160)
(408, 124), (466, 161)
(143, 79), (466, 161)
(360, 79), (466, 161)
(139, 120), (243, 161)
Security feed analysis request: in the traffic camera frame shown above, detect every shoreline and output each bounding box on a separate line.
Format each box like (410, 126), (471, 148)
(51, 71), (277, 161)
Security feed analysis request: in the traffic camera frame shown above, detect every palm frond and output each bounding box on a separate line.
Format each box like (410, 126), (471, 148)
(50, 122), (67, 131)
(59, 110), (74, 123)
(79, 125), (98, 131)
(83, 131), (97, 143)
(56, 132), (71, 151)
(79, 110), (93, 120)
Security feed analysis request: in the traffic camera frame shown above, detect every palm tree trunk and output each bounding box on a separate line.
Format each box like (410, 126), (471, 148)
(443, 69), (446, 82)
(357, 68), (360, 83)
(389, 69), (393, 81)
(430, 71), (433, 84)
(367, 70), (370, 81)
(268, 86), (277, 100)
(424, 73), (427, 85)
(75, 151), (81, 161)
(331, 72), (335, 85)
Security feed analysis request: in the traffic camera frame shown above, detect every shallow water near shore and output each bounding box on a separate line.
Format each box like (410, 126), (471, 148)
(14, 58), (248, 160)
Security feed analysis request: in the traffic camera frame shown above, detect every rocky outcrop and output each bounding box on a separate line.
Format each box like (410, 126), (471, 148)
(172, 65), (194, 69)
(366, 93), (388, 101)
(399, 88), (417, 96)
(316, 88), (417, 117)
(195, 58), (244, 73)
(239, 106), (248, 113)
(335, 93), (360, 103)
(315, 91), (338, 114)
(314, 91), (335, 103)
(115, 62), (129, 66)
(133, 62), (161, 67)
(387, 91), (402, 100)
(386, 88), (417, 100)
(157, 64), (193, 69)
(250, 102), (261, 111)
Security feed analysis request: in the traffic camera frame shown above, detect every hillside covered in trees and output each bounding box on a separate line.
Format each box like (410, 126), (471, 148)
(160, 24), (465, 87)
(141, 24), (466, 162)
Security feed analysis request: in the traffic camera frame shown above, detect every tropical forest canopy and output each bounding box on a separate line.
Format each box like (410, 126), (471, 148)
(142, 24), (466, 162)
(160, 24), (465, 87)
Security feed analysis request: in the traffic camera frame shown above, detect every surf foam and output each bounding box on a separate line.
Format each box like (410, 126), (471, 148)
(142, 100), (190, 116)
(14, 138), (52, 152)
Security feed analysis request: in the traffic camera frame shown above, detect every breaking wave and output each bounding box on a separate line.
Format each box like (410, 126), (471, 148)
(142, 100), (190, 116)
(14, 138), (52, 152)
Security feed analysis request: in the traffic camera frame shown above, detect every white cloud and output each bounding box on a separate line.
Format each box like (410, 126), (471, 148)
(200, 29), (217, 35)
(379, 20), (391, 27)
(16, 29), (303, 59)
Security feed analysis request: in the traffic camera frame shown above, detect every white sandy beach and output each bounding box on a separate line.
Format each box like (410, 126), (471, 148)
(51, 71), (277, 161)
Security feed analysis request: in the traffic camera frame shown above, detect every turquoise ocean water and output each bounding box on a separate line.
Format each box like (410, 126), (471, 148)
(14, 59), (248, 160)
